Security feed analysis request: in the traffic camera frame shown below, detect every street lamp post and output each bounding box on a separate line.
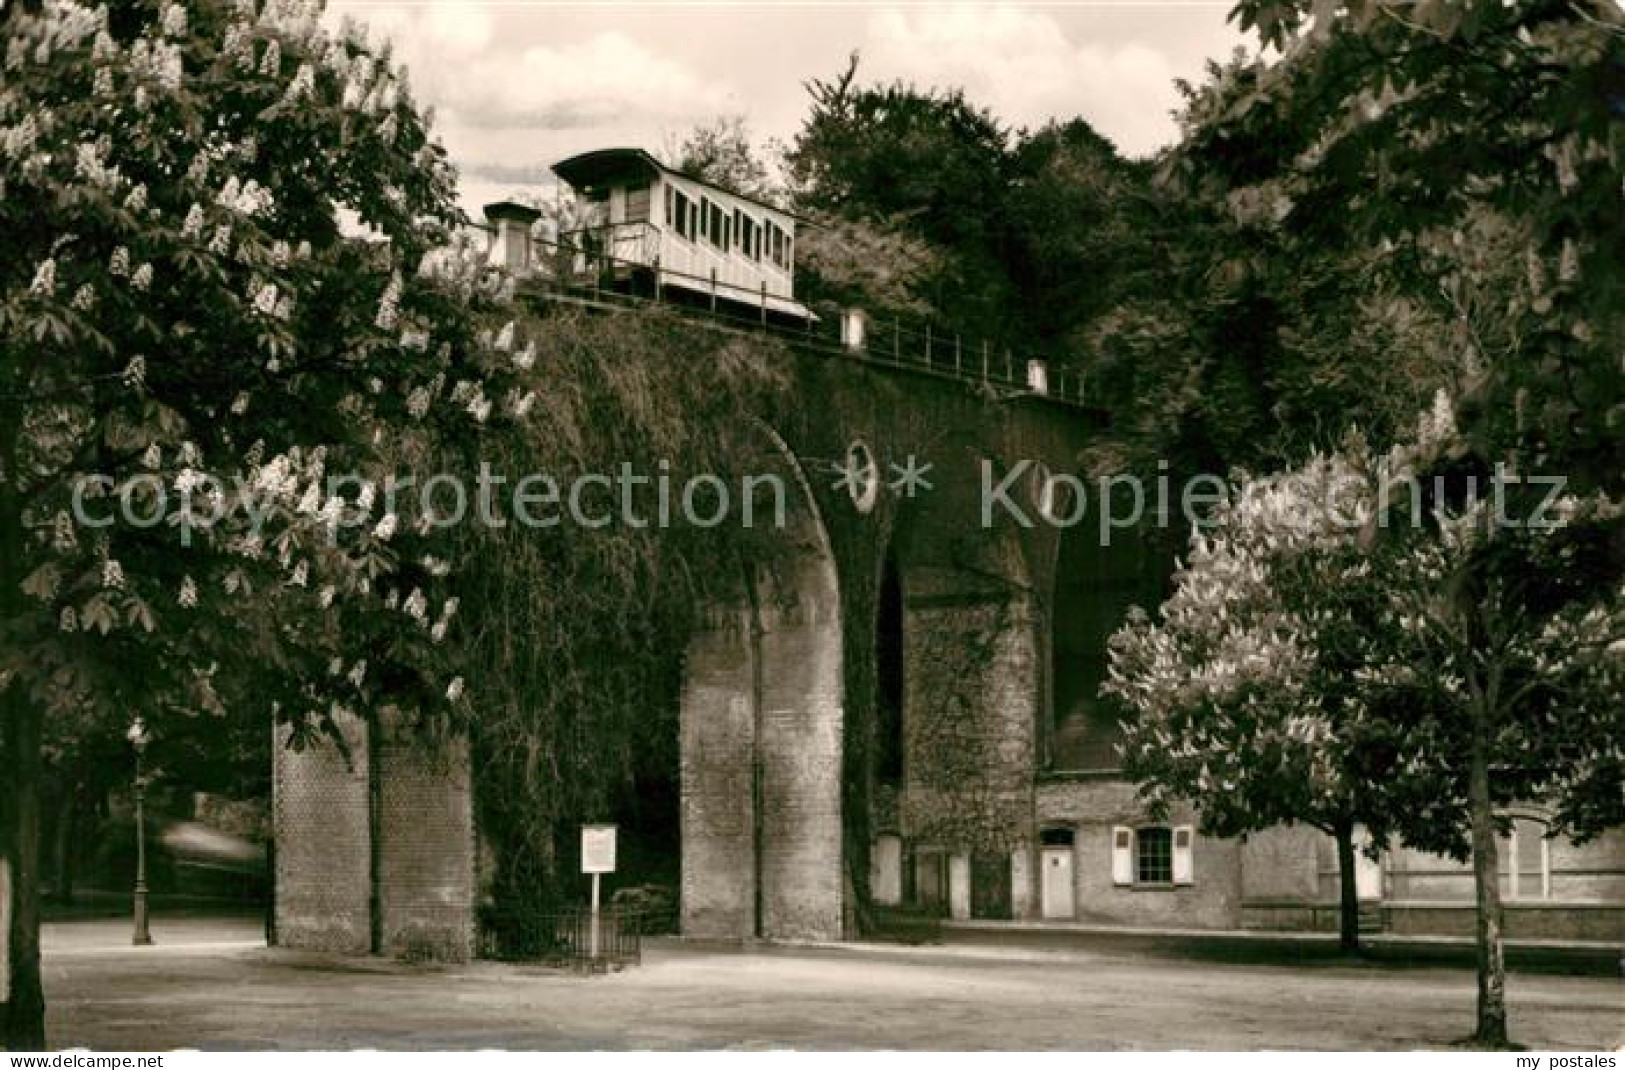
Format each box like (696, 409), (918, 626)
(127, 718), (153, 947)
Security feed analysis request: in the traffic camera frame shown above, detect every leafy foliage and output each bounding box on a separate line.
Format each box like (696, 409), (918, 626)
(447, 308), (789, 913)
(669, 114), (778, 204)
(1186, 1), (1624, 492)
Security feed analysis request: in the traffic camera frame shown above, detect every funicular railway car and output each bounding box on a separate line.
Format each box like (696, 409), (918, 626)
(548, 147), (815, 326)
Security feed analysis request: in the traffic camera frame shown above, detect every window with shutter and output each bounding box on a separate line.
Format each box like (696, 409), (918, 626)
(1136, 827), (1173, 884)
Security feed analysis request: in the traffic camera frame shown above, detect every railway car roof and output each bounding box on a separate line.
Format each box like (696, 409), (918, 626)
(551, 147), (811, 224)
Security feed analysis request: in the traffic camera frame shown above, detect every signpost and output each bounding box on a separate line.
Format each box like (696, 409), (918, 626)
(580, 824), (617, 962)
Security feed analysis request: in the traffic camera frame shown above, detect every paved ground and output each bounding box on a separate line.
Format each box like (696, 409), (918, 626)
(39, 915), (1625, 1050)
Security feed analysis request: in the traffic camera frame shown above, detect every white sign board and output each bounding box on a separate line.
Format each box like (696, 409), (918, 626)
(581, 824), (617, 874)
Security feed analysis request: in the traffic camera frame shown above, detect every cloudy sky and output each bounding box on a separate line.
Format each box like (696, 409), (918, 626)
(329, 1), (1250, 215)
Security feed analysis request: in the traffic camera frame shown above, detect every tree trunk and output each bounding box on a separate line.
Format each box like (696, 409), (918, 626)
(1, 685), (46, 1050)
(1, 399), (46, 1050)
(1468, 722), (1509, 1047)
(1333, 820), (1361, 956)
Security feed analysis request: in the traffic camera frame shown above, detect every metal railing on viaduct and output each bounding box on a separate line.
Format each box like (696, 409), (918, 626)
(470, 220), (1095, 410)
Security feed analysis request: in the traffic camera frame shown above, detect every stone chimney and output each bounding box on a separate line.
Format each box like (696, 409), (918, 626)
(483, 201), (542, 275)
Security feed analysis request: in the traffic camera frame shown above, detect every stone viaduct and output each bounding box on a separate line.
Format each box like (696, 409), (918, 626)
(272, 227), (1179, 956)
(274, 210), (1625, 958)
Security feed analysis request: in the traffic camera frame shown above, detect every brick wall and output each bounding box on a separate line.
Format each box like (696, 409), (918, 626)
(757, 560), (845, 941)
(900, 570), (1037, 855)
(1239, 825), (1323, 902)
(680, 613), (759, 940)
(273, 710), (475, 960)
(680, 553), (845, 942)
(273, 713), (371, 954)
(1386, 825), (1625, 906)
(375, 711), (475, 961)
(1383, 902), (1625, 941)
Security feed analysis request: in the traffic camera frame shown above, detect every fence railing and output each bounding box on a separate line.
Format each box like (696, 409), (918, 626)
(467, 222), (1094, 409)
(554, 221), (662, 277)
(477, 904), (644, 972)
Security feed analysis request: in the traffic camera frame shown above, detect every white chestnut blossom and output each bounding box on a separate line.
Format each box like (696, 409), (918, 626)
(374, 273), (402, 331)
(282, 63), (314, 103)
(160, 3), (187, 38)
(29, 258), (55, 296)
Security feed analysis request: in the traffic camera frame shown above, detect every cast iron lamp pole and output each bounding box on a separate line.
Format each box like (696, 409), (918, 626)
(127, 718), (153, 946)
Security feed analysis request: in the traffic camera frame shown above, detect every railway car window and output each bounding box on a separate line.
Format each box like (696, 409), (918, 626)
(665, 186), (673, 228)
(769, 223), (786, 268)
(698, 197), (710, 241)
(689, 201), (698, 240)
(672, 189), (691, 239)
(625, 185), (651, 224)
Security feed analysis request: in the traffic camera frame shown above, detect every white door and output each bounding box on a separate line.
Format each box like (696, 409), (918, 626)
(1354, 826), (1382, 901)
(1040, 847), (1075, 919)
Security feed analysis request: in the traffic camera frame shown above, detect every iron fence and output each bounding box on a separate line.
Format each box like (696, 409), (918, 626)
(465, 222), (1095, 409)
(477, 904), (643, 972)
